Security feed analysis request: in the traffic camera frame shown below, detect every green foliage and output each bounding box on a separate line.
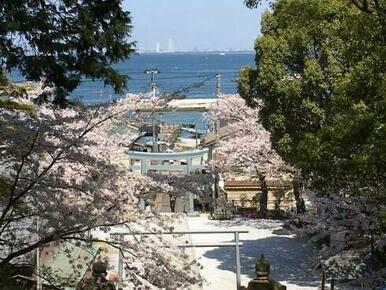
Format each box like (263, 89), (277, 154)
(0, 81), (40, 101)
(0, 0), (135, 106)
(240, 193), (248, 207)
(0, 99), (34, 111)
(0, 178), (10, 200)
(239, 0), (386, 197)
(251, 193), (260, 208)
(244, 0), (263, 9)
(0, 70), (9, 86)
(0, 265), (26, 290)
(245, 0), (386, 15)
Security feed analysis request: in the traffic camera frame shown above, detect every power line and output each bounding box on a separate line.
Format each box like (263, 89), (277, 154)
(77, 74), (214, 83)
(156, 74), (212, 80)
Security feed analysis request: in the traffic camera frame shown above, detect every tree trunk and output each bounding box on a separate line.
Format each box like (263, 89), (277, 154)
(259, 175), (268, 218)
(214, 171), (219, 199)
(292, 174), (306, 214)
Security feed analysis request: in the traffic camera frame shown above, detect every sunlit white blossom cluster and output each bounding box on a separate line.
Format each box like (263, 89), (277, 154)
(0, 95), (203, 289)
(206, 94), (292, 180)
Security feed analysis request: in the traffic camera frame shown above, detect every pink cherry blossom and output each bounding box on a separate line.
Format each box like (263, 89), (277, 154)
(0, 93), (203, 289)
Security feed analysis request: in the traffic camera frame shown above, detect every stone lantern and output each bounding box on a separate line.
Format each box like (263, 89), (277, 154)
(92, 261), (108, 275)
(78, 261), (117, 290)
(241, 255), (287, 290)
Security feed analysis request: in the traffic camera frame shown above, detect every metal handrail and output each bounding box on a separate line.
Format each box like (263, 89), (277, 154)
(110, 230), (249, 235)
(111, 229), (248, 290)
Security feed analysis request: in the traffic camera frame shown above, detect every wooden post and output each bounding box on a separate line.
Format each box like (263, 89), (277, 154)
(330, 274), (335, 290)
(321, 270), (325, 290)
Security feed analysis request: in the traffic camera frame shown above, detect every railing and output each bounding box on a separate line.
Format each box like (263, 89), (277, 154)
(127, 149), (209, 174)
(110, 229), (249, 290)
(127, 148), (209, 160)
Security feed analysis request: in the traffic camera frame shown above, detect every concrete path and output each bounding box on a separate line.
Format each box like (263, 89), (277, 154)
(184, 214), (320, 290)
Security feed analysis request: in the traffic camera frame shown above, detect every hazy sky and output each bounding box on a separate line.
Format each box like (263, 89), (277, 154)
(123, 0), (269, 52)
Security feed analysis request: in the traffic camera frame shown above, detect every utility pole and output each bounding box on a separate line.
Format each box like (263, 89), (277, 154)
(145, 69), (159, 91)
(215, 74), (221, 144)
(145, 69), (159, 152)
(215, 73), (221, 98)
(195, 121), (198, 148)
(213, 74), (221, 204)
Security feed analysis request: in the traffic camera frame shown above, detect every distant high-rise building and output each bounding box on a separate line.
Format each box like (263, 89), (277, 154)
(168, 38), (175, 53)
(156, 42), (160, 53)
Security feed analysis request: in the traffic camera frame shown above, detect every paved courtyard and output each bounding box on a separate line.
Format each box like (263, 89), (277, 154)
(181, 214), (320, 290)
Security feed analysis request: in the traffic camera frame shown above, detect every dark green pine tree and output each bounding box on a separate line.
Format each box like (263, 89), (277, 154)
(0, 0), (135, 106)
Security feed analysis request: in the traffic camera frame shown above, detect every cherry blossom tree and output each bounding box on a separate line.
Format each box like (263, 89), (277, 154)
(207, 94), (302, 217)
(148, 170), (215, 212)
(296, 193), (386, 286)
(0, 93), (203, 289)
(208, 96), (386, 284)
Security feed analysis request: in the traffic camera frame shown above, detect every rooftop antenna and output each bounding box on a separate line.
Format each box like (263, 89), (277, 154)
(215, 74), (221, 144)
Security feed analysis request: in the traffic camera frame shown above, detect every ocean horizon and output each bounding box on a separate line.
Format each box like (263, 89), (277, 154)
(9, 52), (255, 105)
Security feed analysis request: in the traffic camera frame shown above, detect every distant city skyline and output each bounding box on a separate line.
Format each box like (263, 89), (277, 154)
(123, 0), (269, 52)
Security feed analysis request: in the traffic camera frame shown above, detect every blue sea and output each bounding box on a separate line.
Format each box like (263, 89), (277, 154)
(73, 52), (254, 104)
(9, 52), (255, 130)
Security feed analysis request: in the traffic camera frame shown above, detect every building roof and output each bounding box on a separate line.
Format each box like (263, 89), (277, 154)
(200, 125), (238, 146)
(130, 123), (160, 135)
(224, 180), (260, 190)
(224, 179), (293, 190)
(225, 180), (259, 187)
(134, 136), (155, 147)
